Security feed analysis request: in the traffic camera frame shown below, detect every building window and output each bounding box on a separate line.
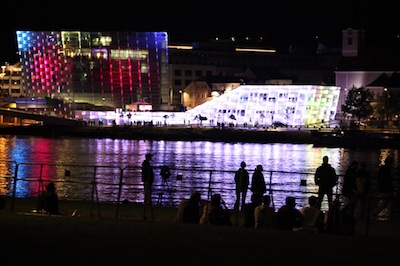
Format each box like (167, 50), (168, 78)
(347, 37), (353, 45)
(174, 79), (182, 85)
(175, 69), (182, 76)
(185, 70), (192, 76)
(239, 96), (248, 103)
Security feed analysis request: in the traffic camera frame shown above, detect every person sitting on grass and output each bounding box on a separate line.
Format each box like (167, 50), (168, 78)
(298, 195), (324, 233)
(176, 191), (202, 224)
(243, 193), (262, 228)
(199, 193), (232, 226)
(276, 196), (303, 231)
(254, 194), (276, 229)
(37, 182), (61, 215)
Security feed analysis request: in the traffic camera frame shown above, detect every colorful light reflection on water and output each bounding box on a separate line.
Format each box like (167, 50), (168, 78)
(0, 136), (397, 211)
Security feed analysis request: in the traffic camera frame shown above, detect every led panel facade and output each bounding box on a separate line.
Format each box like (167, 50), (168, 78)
(16, 31), (169, 113)
(186, 85), (340, 126)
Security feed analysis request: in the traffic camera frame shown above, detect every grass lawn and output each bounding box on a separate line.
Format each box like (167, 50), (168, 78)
(1, 198), (399, 265)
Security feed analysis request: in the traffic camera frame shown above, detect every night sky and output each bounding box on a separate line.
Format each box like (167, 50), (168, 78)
(1, 0), (398, 63)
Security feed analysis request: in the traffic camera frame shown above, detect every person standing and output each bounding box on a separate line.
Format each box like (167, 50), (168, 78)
(342, 160), (359, 215)
(314, 156), (338, 209)
(373, 157), (394, 219)
(250, 165), (267, 199)
(142, 153), (154, 220)
(234, 161), (250, 211)
(352, 161), (370, 218)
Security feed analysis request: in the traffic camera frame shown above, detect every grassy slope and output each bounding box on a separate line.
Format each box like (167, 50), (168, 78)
(1, 198), (399, 265)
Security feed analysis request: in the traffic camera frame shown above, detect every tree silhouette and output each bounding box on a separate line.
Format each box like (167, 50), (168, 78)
(374, 89), (399, 122)
(341, 86), (374, 122)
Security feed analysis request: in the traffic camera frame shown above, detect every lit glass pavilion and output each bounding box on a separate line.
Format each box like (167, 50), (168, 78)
(185, 85), (340, 126)
(81, 84), (341, 127)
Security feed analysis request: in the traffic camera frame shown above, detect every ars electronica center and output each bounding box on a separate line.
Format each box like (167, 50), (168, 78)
(16, 31), (169, 111)
(15, 30), (340, 127)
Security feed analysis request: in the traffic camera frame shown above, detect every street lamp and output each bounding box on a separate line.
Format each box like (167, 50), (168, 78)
(102, 97), (108, 112)
(179, 89), (185, 111)
(32, 97), (36, 113)
(383, 87), (390, 126)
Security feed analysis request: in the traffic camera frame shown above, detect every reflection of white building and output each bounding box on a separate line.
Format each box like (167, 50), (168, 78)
(185, 85), (340, 126)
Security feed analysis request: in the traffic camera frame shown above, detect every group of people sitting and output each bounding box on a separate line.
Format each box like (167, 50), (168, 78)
(243, 193), (325, 232)
(176, 190), (356, 235)
(175, 191), (327, 233)
(176, 191), (232, 226)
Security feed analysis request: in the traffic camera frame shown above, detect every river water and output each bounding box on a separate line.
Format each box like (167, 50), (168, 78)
(0, 136), (398, 211)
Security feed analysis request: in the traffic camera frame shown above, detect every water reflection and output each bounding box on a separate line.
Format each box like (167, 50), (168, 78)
(0, 136), (397, 211)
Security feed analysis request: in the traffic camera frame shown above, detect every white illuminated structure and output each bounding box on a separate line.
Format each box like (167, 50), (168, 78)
(185, 85), (340, 126)
(76, 85), (340, 127)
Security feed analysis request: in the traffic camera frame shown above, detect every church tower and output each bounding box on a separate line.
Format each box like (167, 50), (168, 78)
(342, 27), (365, 57)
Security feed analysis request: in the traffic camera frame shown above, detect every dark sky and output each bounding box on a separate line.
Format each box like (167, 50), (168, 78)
(1, 0), (398, 63)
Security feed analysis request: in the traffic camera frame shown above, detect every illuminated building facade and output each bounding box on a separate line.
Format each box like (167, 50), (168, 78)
(16, 31), (169, 116)
(76, 84), (340, 127)
(186, 85), (340, 126)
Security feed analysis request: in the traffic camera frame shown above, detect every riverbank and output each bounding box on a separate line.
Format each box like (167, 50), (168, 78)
(1, 198), (400, 265)
(0, 124), (314, 144)
(1, 124), (400, 149)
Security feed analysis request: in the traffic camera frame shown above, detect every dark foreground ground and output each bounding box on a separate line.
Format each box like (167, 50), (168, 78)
(1, 198), (399, 265)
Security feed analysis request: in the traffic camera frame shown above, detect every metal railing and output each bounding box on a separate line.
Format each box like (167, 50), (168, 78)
(0, 160), (397, 226)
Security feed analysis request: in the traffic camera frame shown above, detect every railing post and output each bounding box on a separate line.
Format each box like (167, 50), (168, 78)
(269, 171), (275, 210)
(10, 162), (19, 212)
(207, 170), (213, 202)
(115, 166), (124, 219)
(204, 170), (213, 225)
(90, 166), (100, 217)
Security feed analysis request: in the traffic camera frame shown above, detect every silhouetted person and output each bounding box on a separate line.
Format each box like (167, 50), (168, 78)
(199, 194), (232, 226)
(342, 160), (359, 216)
(251, 165), (266, 199)
(372, 157), (394, 219)
(176, 191), (202, 224)
(299, 195), (324, 232)
(37, 182), (60, 215)
(325, 200), (356, 235)
(234, 161), (250, 211)
(353, 161), (370, 218)
(254, 194), (276, 229)
(142, 153), (154, 220)
(314, 156), (338, 209)
(243, 193), (262, 228)
(276, 196), (303, 231)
